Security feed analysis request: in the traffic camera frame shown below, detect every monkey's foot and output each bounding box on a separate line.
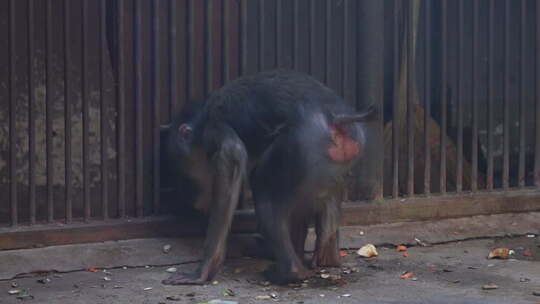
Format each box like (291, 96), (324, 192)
(264, 265), (315, 285)
(162, 272), (207, 285)
(311, 249), (341, 269)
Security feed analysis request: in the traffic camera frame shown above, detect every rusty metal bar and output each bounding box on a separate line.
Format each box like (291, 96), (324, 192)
(440, 0), (448, 194)
(292, 0), (298, 70)
(518, 0), (526, 188)
(64, 0), (73, 223)
(376, 6), (384, 201)
(502, 0), (510, 189)
(240, 0), (247, 75)
(8, 0), (16, 226)
(46, 0), (55, 222)
(82, 0), (90, 221)
(117, 0), (126, 218)
(392, 0), (399, 198)
(536, 1), (540, 187)
(471, 0), (479, 192)
(276, 0), (282, 67)
(28, 0), (36, 225)
(169, 0), (178, 113)
(487, 0), (495, 190)
(325, 0), (330, 84)
(206, 0), (212, 93)
(309, 0), (314, 75)
(223, 0), (230, 82)
(342, 0), (349, 98)
(406, 1), (414, 196)
(153, 0), (161, 215)
(456, 0), (464, 193)
(100, 0), (108, 219)
(223, 0), (240, 82)
(187, 0), (197, 98)
(423, 0), (431, 195)
(258, 0), (264, 71)
(134, 0), (144, 218)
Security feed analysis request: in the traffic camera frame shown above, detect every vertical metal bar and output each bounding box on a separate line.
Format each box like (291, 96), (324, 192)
(406, 1), (414, 196)
(518, 0), (526, 188)
(487, 0), (495, 190)
(169, 0), (178, 113)
(292, 0), (298, 70)
(223, 0), (230, 83)
(100, 0), (108, 219)
(309, 1), (317, 75)
(117, 0), (126, 218)
(229, 0), (241, 81)
(204, 0), (210, 94)
(309, 0), (314, 75)
(134, 0), (144, 217)
(423, 0), (431, 195)
(276, 0), (282, 67)
(187, 0), (193, 97)
(502, 0), (510, 189)
(223, 0), (240, 82)
(9, 0), (17, 226)
(46, 0), (55, 222)
(342, 0), (349, 96)
(258, 0), (264, 71)
(241, 0), (247, 75)
(376, 2), (384, 201)
(455, 2), (465, 190)
(325, 0), (330, 84)
(392, 0), (400, 198)
(64, 0), (73, 223)
(535, 0), (540, 187)
(82, 0), (90, 221)
(28, 0), (36, 225)
(471, 0), (479, 192)
(456, 0), (464, 193)
(440, 0), (448, 194)
(340, 0), (350, 102)
(153, 0), (161, 215)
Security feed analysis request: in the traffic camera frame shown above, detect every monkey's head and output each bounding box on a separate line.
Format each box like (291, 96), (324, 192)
(163, 103), (213, 212)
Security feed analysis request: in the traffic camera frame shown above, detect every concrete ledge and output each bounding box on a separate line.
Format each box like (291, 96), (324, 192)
(1, 212), (539, 281)
(1, 189), (539, 251)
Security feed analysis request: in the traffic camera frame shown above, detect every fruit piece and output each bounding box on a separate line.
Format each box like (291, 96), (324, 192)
(400, 272), (414, 279)
(396, 245), (408, 252)
(487, 247), (510, 259)
(357, 244), (378, 258)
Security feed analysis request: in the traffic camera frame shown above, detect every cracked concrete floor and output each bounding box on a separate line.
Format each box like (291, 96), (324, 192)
(1, 236), (539, 304)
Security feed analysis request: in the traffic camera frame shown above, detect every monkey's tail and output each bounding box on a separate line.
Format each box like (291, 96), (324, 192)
(332, 104), (378, 125)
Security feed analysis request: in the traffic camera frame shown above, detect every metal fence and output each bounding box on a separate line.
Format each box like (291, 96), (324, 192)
(0, 0), (539, 242)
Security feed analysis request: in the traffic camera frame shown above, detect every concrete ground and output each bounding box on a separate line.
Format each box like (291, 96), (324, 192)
(1, 213), (540, 304)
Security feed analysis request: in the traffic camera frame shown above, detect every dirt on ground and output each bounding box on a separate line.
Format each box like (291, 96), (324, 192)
(1, 236), (539, 304)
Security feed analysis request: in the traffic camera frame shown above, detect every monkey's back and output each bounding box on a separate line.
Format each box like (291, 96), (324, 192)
(203, 69), (355, 156)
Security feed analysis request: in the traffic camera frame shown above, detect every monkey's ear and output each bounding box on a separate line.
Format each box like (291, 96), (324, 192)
(178, 123), (193, 139)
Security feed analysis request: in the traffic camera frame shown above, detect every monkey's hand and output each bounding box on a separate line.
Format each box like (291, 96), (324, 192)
(162, 271), (207, 285)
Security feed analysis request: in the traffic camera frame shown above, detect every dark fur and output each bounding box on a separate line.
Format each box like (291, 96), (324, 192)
(162, 70), (372, 285)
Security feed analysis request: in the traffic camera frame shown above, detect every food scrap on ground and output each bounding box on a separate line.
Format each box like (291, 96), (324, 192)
(396, 245), (408, 252)
(488, 247), (511, 259)
(357, 244), (378, 258)
(400, 272), (414, 279)
(481, 284), (499, 290)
